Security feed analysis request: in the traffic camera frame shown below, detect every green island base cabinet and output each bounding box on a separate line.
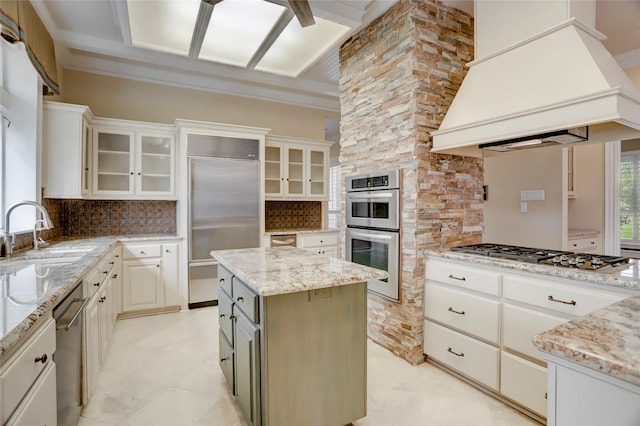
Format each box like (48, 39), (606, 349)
(423, 255), (636, 423)
(218, 265), (366, 426)
(212, 247), (387, 426)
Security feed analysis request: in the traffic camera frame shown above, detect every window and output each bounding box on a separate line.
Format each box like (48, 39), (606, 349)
(1, 39), (41, 234)
(620, 151), (640, 244)
(328, 165), (341, 229)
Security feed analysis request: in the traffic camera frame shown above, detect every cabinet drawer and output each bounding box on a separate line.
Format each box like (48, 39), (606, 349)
(1, 318), (56, 423)
(298, 233), (339, 247)
(501, 352), (547, 417)
(6, 361), (57, 426)
(425, 259), (501, 296)
(219, 290), (234, 345)
(423, 320), (499, 391)
(503, 274), (624, 317)
(232, 278), (259, 324)
(503, 303), (566, 361)
(425, 283), (500, 344)
(121, 243), (162, 259)
(219, 330), (235, 394)
(219, 265), (233, 297)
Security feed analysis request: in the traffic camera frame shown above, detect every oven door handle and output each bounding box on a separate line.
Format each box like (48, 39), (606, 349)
(348, 230), (393, 242)
(56, 297), (90, 331)
(347, 192), (395, 200)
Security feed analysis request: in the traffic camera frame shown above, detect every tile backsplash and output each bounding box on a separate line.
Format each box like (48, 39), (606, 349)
(60, 200), (177, 236)
(265, 201), (322, 231)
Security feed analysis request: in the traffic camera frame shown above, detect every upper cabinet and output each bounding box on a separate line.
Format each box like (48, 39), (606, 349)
(265, 135), (331, 200)
(92, 122), (175, 199)
(43, 101), (94, 198)
(43, 101), (177, 200)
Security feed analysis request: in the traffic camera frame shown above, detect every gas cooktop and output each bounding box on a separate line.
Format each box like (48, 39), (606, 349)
(450, 243), (630, 271)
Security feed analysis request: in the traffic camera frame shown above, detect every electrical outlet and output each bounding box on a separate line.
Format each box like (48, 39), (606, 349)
(520, 202), (528, 213)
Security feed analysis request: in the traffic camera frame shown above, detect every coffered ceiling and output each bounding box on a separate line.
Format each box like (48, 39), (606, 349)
(31, 0), (640, 112)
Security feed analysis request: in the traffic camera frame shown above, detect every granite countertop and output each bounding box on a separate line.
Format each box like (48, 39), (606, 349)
(426, 249), (640, 292)
(264, 229), (340, 235)
(0, 234), (181, 359)
(211, 246), (387, 297)
(533, 296), (640, 387)
(568, 228), (601, 238)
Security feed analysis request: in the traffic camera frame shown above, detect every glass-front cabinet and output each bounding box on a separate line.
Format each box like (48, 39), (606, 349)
(93, 128), (135, 194)
(264, 136), (331, 200)
(92, 121), (176, 199)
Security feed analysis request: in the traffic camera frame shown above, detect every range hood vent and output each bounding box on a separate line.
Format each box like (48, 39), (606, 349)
(431, 18), (640, 156)
(479, 126), (588, 152)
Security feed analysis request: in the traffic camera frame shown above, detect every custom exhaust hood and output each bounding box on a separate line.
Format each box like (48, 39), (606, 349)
(431, 2), (640, 156)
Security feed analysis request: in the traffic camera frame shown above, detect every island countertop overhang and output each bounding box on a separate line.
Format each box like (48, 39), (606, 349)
(210, 247), (388, 297)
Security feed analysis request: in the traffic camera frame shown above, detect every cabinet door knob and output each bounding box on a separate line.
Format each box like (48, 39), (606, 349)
(138, 172), (141, 176)
(156, 264), (160, 268)
(165, 249), (170, 253)
(34, 354), (48, 364)
(140, 251), (145, 254)
(130, 172), (134, 175)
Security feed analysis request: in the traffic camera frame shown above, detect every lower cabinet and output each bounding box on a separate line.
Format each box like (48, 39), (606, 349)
(218, 264), (367, 426)
(424, 256), (633, 421)
(121, 241), (180, 314)
(234, 308), (261, 426)
(1, 317), (57, 425)
(5, 362), (57, 426)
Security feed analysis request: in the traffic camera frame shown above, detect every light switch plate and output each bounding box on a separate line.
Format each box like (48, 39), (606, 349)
(520, 202), (528, 213)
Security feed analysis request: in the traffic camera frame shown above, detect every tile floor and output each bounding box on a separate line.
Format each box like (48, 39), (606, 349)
(79, 307), (540, 426)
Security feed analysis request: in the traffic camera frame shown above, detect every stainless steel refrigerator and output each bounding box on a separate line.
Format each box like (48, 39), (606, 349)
(187, 134), (260, 307)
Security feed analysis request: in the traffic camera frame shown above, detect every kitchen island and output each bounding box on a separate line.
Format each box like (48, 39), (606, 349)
(211, 247), (388, 426)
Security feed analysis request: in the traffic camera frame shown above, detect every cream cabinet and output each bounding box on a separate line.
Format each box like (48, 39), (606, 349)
(297, 232), (339, 257)
(43, 100), (94, 198)
(265, 136), (331, 200)
(92, 121), (176, 199)
(84, 246), (120, 402)
(1, 317), (57, 425)
(424, 259), (502, 391)
(121, 241), (181, 315)
(424, 256), (633, 421)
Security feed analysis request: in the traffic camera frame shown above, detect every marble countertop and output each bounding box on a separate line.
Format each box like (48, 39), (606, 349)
(533, 296), (640, 386)
(426, 249), (640, 292)
(211, 247), (387, 297)
(0, 234), (181, 359)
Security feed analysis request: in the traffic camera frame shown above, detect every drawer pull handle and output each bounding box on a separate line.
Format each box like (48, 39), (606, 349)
(545, 392), (548, 400)
(220, 278), (225, 283)
(237, 296), (244, 302)
(220, 314), (225, 318)
(220, 357), (230, 362)
(34, 354), (48, 364)
(99, 296), (106, 303)
(548, 295), (576, 305)
(112, 274), (118, 279)
(447, 307), (465, 315)
(447, 347), (464, 357)
(448, 274), (466, 281)
(94, 282), (100, 287)
(109, 261), (114, 265)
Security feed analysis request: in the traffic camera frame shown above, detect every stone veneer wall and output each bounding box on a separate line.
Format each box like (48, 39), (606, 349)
(339, 0), (483, 365)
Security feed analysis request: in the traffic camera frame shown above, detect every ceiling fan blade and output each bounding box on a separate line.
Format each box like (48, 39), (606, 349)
(287, 0), (315, 27)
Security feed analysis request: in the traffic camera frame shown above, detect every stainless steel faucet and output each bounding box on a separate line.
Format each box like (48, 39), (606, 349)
(2, 201), (54, 257)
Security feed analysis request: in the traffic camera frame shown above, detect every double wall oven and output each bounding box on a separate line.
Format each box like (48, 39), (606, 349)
(346, 170), (400, 301)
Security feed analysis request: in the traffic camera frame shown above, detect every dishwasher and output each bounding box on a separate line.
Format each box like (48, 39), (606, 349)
(270, 234), (297, 247)
(53, 280), (89, 426)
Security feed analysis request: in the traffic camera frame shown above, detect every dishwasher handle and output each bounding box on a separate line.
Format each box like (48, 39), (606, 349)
(56, 297), (90, 331)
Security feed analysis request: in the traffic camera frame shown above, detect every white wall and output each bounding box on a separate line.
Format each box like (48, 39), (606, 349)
(483, 147), (565, 249)
(568, 144), (605, 239)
